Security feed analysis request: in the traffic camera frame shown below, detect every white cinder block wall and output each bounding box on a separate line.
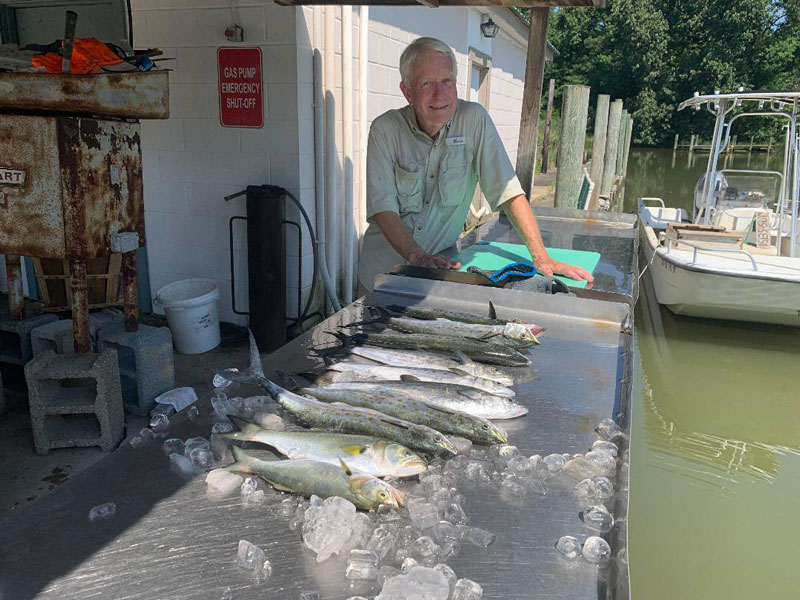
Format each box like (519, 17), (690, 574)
(131, 1), (530, 328)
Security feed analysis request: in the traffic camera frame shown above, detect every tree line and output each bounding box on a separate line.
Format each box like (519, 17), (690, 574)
(524, 1), (800, 147)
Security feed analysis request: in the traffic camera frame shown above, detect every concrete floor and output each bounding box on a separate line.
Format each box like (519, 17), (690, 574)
(0, 318), (251, 521)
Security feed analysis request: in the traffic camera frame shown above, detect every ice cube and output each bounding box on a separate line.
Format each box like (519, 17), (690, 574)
(378, 565), (401, 586)
(241, 477), (258, 498)
(432, 521), (459, 544)
(206, 469), (244, 494)
(441, 540), (460, 560)
(593, 477), (615, 500)
(410, 536), (442, 566)
(302, 496), (367, 562)
(88, 502), (116, 521)
(584, 449), (617, 474)
(555, 535), (581, 559)
(187, 405), (200, 421)
(443, 503), (468, 526)
(499, 478), (525, 498)
(406, 498), (439, 530)
(562, 457), (603, 481)
(170, 453), (195, 478)
(256, 559), (273, 584)
(139, 427), (155, 441)
(212, 421), (234, 434)
(162, 438), (185, 456)
(581, 505), (614, 533)
(452, 578), (483, 600)
(582, 536), (611, 566)
(366, 524), (397, 560)
(184, 437), (210, 457)
(299, 592), (320, 600)
(507, 456), (533, 474)
(190, 447), (214, 472)
(129, 435), (147, 448)
(236, 539), (265, 570)
(596, 418), (623, 441)
(465, 527), (495, 548)
(433, 563), (457, 596)
(150, 413), (170, 432)
(528, 478), (547, 496)
(375, 566), (450, 600)
(451, 436), (473, 455)
(529, 454), (543, 471)
(573, 478), (597, 501)
(257, 413), (287, 431)
(279, 497), (298, 516)
(346, 549), (379, 581)
(592, 440), (618, 457)
(543, 453), (566, 473)
(401, 557), (419, 572)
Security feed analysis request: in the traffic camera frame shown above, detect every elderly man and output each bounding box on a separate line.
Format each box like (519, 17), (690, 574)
(357, 37), (594, 293)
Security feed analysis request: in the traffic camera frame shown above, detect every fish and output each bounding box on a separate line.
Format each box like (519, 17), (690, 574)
(381, 316), (541, 347)
(226, 446), (404, 510)
(325, 360), (516, 398)
(300, 385), (508, 444)
(380, 302), (545, 334)
(317, 380), (529, 420)
(217, 332), (458, 457)
(221, 416), (427, 477)
(329, 331), (530, 367)
(344, 346), (514, 387)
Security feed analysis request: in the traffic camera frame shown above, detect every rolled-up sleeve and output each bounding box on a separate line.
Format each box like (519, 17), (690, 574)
(474, 106), (526, 211)
(366, 121), (400, 219)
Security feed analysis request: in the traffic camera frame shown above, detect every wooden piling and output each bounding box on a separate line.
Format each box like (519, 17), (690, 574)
(601, 99), (623, 195)
(615, 110), (628, 176)
(589, 94), (610, 203)
(540, 78), (556, 174)
(622, 115), (634, 176)
(554, 84), (590, 209)
(673, 133), (679, 153)
(689, 134), (696, 153)
(515, 7), (550, 197)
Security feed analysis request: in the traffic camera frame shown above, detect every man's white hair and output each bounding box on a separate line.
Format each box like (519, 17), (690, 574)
(399, 37), (457, 86)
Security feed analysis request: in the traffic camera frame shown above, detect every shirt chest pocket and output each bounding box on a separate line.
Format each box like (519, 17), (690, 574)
(394, 164), (424, 215)
(439, 148), (474, 207)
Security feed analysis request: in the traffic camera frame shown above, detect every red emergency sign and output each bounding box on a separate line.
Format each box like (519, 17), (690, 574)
(217, 47), (264, 128)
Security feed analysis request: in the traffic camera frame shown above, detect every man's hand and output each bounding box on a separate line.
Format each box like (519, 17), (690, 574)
(534, 256), (594, 282)
(407, 250), (461, 270)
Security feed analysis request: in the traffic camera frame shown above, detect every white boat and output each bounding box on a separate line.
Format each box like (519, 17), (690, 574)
(638, 90), (800, 326)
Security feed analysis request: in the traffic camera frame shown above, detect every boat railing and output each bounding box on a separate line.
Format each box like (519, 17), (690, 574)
(664, 237), (759, 271)
(639, 197), (666, 208)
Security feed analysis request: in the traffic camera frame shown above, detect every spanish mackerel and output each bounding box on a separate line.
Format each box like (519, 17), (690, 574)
(382, 303), (544, 333)
(326, 361), (515, 398)
(319, 380), (529, 420)
(221, 416), (427, 477)
(382, 316), (540, 347)
(217, 332), (458, 456)
(347, 346), (514, 386)
(300, 385), (507, 444)
(226, 446), (404, 510)
(332, 331), (530, 367)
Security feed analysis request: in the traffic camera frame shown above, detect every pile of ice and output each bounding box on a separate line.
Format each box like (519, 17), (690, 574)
(302, 496), (372, 562)
(375, 565), (483, 600)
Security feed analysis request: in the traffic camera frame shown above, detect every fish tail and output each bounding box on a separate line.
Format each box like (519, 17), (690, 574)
(225, 445), (257, 474)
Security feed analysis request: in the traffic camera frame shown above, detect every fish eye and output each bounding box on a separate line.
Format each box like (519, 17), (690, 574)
(481, 424), (490, 430)
(434, 436), (443, 443)
(404, 450), (412, 457)
(379, 491), (387, 499)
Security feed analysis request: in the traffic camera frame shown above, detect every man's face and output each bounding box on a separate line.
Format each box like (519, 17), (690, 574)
(400, 49), (458, 138)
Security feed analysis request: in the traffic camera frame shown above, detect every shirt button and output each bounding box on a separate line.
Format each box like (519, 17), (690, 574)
(417, 225), (422, 231)
(429, 175), (434, 179)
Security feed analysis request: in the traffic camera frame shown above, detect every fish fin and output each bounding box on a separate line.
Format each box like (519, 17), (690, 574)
(267, 480), (295, 493)
(217, 431), (250, 442)
(464, 336), (490, 344)
(452, 349), (473, 364)
(340, 444), (368, 456)
(339, 458), (354, 476)
(215, 368), (258, 386)
(488, 301), (497, 320)
(225, 445), (256, 473)
(399, 374), (423, 382)
(247, 330), (265, 378)
(448, 367), (472, 377)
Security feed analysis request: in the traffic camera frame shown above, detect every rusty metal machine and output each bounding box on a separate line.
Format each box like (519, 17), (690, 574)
(0, 70), (169, 352)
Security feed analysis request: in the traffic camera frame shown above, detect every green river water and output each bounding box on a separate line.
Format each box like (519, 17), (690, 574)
(623, 148), (800, 599)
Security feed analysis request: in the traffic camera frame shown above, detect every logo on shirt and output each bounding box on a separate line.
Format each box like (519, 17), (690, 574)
(446, 136), (466, 146)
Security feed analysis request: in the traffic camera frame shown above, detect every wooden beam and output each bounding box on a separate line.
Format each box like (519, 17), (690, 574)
(600, 99), (622, 195)
(589, 93), (609, 204)
(540, 77), (555, 174)
(554, 84), (590, 209)
(515, 7), (550, 197)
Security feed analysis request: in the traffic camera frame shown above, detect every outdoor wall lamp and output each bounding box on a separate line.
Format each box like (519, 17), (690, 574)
(480, 17), (499, 39)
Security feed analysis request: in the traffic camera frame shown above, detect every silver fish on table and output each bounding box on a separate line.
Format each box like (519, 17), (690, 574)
(226, 446), (404, 510)
(331, 331), (530, 367)
(326, 360), (515, 398)
(383, 316), (541, 347)
(346, 346), (514, 387)
(380, 302), (545, 333)
(318, 380), (529, 420)
(300, 385), (507, 444)
(216, 332), (458, 457)
(221, 416), (427, 477)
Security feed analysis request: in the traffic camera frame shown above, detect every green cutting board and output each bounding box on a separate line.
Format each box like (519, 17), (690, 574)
(452, 241), (600, 289)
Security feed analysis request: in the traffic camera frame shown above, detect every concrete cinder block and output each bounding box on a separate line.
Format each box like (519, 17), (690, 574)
(97, 323), (176, 417)
(24, 349), (124, 455)
(0, 312), (58, 365)
(31, 310), (123, 357)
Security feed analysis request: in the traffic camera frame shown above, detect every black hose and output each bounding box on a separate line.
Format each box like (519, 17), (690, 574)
(284, 189), (321, 330)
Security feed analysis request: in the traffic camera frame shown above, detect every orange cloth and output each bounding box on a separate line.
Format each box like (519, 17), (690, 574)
(31, 38), (124, 74)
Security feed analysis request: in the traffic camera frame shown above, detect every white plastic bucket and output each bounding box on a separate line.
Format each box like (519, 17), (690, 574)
(155, 278), (221, 354)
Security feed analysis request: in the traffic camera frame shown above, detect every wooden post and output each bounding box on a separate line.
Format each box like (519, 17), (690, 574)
(540, 78), (556, 174)
(615, 110), (628, 176)
(622, 116), (634, 176)
(589, 94), (610, 202)
(728, 135), (737, 154)
(601, 99), (623, 195)
(673, 133), (679, 152)
(554, 84), (590, 209)
(515, 7), (550, 197)
(689, 133), (696, 153)
(749, 135), (754, 153)
(768, 137), (773, 154)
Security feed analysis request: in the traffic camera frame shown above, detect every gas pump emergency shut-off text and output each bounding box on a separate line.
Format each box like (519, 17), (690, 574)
(217, 47), (264, 128)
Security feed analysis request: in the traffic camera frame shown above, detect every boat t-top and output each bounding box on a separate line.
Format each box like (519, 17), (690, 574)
(638, 90), (800, 326)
